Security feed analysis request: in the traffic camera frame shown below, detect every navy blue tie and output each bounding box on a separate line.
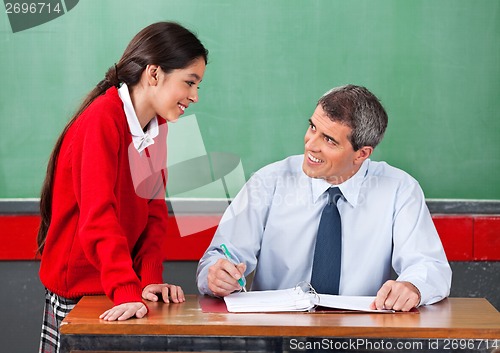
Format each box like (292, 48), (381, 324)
(311, 187), (343, 295)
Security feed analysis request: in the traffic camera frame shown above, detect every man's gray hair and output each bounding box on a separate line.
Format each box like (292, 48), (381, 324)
(318, 85), (388, 150)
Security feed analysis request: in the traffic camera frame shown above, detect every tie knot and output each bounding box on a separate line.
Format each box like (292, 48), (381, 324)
(328, 187), (342, 205)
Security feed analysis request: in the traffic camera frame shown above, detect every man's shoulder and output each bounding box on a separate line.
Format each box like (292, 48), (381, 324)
(368, 160), (419, 185)
(256, 155), (304, 175)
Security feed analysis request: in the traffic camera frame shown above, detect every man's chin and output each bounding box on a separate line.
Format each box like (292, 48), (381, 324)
(302, 164), (322, 179)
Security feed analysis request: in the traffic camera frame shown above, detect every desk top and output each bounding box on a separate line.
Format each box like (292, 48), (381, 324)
(61, 295), (500, 339)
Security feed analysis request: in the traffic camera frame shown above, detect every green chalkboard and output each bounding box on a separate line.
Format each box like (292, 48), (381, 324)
(0, 0), (499, 199)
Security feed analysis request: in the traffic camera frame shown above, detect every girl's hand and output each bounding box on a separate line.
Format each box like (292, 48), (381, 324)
(99, 302), (147, 321)
(142, 283), (185, 303)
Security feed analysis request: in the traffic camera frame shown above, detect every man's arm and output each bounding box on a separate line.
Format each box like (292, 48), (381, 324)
(196, 172), (272, 296)
(388, 181), (452, 308)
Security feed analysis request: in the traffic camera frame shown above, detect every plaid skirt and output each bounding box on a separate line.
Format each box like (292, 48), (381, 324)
(39, 289), (80, 353)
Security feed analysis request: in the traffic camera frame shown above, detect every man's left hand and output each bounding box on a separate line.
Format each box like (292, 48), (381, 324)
(369, 280), (421, 312)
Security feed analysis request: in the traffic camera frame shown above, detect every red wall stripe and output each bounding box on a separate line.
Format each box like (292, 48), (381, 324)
(0, 214), (498, 261)
(0, 215), (41, 260)
(0, 214), (220, 261)
(474, 216), (500, 261)
(432, 216), (474, 261)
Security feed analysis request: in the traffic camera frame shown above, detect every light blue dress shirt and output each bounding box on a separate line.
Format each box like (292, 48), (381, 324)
(196, 155), (451, 305)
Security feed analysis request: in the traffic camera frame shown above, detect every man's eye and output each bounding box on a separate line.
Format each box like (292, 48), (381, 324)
(309, 124), (316, 131)
(325, 136), (337, 145)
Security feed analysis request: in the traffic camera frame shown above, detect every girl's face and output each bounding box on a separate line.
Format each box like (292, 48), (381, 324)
(152, 57), (206, 123)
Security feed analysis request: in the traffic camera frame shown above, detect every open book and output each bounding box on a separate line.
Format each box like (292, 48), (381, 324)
(223, 286), (398, 313)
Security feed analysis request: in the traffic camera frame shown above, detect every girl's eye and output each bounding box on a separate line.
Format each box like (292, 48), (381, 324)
(186, 81), (195, 87)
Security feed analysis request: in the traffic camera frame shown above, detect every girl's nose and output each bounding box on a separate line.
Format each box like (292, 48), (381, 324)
(188, 88), (199, 103)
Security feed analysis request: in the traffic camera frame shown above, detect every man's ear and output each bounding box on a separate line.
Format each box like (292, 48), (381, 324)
(354, 146), (373, 165)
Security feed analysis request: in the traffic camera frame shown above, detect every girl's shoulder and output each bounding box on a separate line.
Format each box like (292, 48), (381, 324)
(77, 87), (127, 130)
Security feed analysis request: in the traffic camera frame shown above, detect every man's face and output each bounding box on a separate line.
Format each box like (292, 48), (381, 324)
(302, 105), (368, 184)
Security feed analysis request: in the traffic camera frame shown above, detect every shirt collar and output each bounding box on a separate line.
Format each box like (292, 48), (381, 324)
(311, 159), (370, 208)
(118, 83), (159, 153)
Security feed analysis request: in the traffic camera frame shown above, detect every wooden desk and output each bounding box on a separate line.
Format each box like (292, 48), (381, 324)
(61, 295), (500, 353)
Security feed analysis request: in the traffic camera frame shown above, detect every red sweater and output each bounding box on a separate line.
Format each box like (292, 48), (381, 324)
(39, 87), (168, 305)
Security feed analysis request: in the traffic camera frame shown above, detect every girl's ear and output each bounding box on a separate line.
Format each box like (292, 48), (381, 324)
(145, 64), (160, 86)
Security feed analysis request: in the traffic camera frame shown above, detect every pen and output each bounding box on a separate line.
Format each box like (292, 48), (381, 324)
(220, 243), (247, 292)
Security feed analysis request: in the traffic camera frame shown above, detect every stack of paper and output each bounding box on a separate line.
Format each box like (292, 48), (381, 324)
(224, 287), (315, 312)
(224, 287), (395, 313)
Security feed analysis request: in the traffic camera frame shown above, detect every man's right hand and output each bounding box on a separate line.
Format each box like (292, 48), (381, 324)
(207, 258), (246, 297)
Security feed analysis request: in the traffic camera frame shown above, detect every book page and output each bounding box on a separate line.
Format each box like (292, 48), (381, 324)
(315, 294), (393, 313)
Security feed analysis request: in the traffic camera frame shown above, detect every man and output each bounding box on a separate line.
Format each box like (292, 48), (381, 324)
(196, 85), (451, 311)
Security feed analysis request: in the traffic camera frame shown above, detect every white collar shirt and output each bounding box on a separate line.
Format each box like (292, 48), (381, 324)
(118, 83), (158, 154)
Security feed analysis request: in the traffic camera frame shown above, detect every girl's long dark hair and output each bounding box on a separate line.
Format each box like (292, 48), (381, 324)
(37, 22), (208, 254)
